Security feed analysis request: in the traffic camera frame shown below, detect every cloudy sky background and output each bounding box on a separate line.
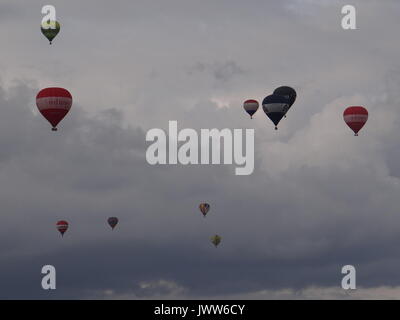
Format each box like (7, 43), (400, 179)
(0, 0), (400, 299)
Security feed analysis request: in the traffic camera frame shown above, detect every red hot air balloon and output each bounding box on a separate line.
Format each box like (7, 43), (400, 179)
(107, 217), (119, 230)
(56, 220), (69, 237)
(36, 87), (72, 131)
(243, 100), (259, 119)
(343, 106), (368, 136)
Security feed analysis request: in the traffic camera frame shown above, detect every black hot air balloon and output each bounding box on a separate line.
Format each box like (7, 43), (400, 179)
(274, 86), (296, 108)
(107, 217), (119, 230)
(262, 94), (290, 130)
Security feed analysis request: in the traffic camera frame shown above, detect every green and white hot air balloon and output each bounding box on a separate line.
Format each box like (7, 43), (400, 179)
(41, 20), (60, 44)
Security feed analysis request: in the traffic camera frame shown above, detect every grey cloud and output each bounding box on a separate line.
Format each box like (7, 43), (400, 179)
(187, 61), (245, 83)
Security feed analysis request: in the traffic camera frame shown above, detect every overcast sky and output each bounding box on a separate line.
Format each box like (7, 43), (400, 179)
(1, 0), (400, 299)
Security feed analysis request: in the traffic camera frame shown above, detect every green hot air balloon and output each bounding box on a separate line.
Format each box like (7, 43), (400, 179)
(211, 235), (222, 247)
(41, 20), (60, 44)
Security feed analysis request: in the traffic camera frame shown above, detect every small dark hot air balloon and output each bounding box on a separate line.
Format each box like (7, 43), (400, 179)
(243, 99), (259, 119)
(108, 217), (119, 230)
(343, 106), (368, 136)
(199, 203), (210, 217)
(36, 87), (72, 131)
(56, 220), (68, 237)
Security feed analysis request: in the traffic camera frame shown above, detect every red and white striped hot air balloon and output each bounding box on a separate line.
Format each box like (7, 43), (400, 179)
(56, 220), (69, 237)
(36, 87), (73, 131)
(243, 99), (259, 119)
(343, 106), (368, 136)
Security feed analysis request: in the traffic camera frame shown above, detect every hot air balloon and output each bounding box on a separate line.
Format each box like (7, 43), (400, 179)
(243, 100), (259, 119)
(108, 217), (119, 230)
(273, 86), (296, 117)
(262, 94), (290, 130)
(343, 106), (368, 136)
(41, 20), (60, 44)
(199, 203), (210, 217)
(56, 220), (68, 237)
(211, 235), (221, 247)
(36, 87), (72, 131)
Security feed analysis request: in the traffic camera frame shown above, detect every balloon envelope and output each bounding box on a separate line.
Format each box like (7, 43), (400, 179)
(343, 106), (368, 136)
(273, 86), (297, 108)
(243, 99), (259, 119)
(262, 94), (290, 129)
(199, 203), (210, 217)
(41, 21), (60, 44)
(36, 87), (72, 131)
(108, 217), (119, 230)
(211, 235), (221, 247)
(56, 220), (68, 236)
